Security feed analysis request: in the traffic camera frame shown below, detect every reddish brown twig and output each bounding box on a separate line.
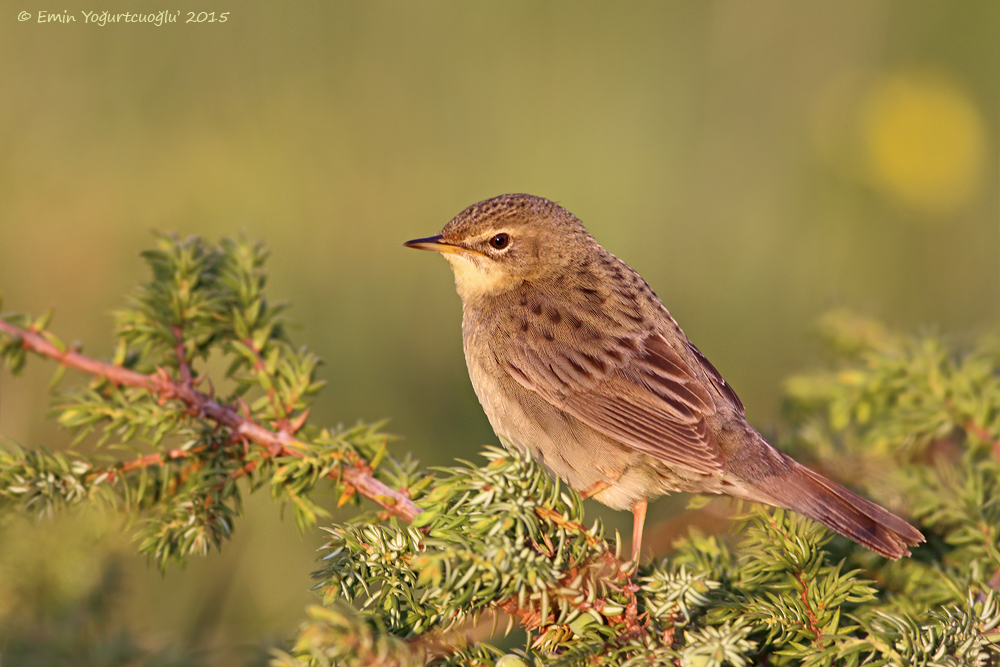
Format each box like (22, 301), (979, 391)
(964, 419), (1000, 461)
(240, 334), (307, 435)
(0, 318), (421, 523)
(119, 445), (202, 474)
(794, 571), (823, 639)
(171, 325), (193, 385)
(492, 507), (644, 640)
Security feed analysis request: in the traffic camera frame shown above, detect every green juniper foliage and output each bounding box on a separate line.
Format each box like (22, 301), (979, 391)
(1, 236), (999, 666)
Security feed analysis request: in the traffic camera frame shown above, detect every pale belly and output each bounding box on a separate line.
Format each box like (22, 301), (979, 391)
(462, 334), (720, 511)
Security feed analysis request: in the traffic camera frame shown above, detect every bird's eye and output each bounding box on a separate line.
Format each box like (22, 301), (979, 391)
(489, 233), (511, 250)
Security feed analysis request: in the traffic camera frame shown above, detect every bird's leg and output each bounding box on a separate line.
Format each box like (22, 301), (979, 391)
(580, 480), (611, 499)
(630, 499), (647, 566)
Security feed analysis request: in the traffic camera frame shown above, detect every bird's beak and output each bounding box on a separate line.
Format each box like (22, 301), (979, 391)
(403, 235), (467, 255)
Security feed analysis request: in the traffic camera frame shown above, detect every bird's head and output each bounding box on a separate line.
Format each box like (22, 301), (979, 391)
(405, 194), (594, 302)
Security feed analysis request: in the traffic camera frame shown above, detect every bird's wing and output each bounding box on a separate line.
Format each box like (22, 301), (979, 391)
(686, 341), (745, 415)
(501, 326), (728, 476)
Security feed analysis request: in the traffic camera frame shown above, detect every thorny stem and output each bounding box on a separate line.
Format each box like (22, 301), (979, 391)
(1, 317), (647, 643)
(534, 506), (627, 575)
(171, 325), (193, 385)
(244, 334), (293, 431)
(499, 507), (641, 637)
(0, 317), (421, 523)
(123, 446), (197, 473)
(764, 514), (825, 641)
(793, 571), (823, 639)
(965, 418), (1000, 462)
(943, 397), (1000, 459)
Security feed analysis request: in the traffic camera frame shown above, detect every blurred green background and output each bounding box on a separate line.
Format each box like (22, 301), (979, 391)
(0, 1), (996, 664)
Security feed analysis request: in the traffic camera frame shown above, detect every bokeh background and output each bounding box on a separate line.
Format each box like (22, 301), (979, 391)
(0, 1), (996, 664)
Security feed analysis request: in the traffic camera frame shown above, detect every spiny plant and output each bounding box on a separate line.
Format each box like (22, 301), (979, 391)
(1, 235), (998, 666)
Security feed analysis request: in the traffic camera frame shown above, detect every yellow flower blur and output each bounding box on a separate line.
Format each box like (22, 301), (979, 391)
(862, 72), (985, 215)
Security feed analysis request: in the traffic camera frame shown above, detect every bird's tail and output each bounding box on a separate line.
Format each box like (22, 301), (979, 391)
(757, 459), (924, 559)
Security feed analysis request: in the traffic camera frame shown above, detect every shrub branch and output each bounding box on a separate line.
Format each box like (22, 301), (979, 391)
(0, 317), (420, 523)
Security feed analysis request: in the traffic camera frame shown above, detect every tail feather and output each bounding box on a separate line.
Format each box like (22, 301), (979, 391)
(768, 462), (924, 559)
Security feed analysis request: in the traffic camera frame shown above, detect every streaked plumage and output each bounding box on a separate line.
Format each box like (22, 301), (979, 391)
(406, 193), (923, 562)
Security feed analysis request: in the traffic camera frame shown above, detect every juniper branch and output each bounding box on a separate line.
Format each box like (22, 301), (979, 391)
(0, 316), (420, 523)
(5, 235), (1000, 666)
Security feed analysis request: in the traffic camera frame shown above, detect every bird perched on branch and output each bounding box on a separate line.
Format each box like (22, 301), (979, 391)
(406, 193), (923, 563)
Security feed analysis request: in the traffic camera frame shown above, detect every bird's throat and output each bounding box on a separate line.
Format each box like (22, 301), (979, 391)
(444, 254), (517, 301)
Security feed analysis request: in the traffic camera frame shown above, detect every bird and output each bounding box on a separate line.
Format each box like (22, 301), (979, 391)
(405, 193), (923, 563)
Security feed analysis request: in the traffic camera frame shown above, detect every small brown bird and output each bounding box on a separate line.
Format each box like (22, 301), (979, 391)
(405, 194), (923, 562)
